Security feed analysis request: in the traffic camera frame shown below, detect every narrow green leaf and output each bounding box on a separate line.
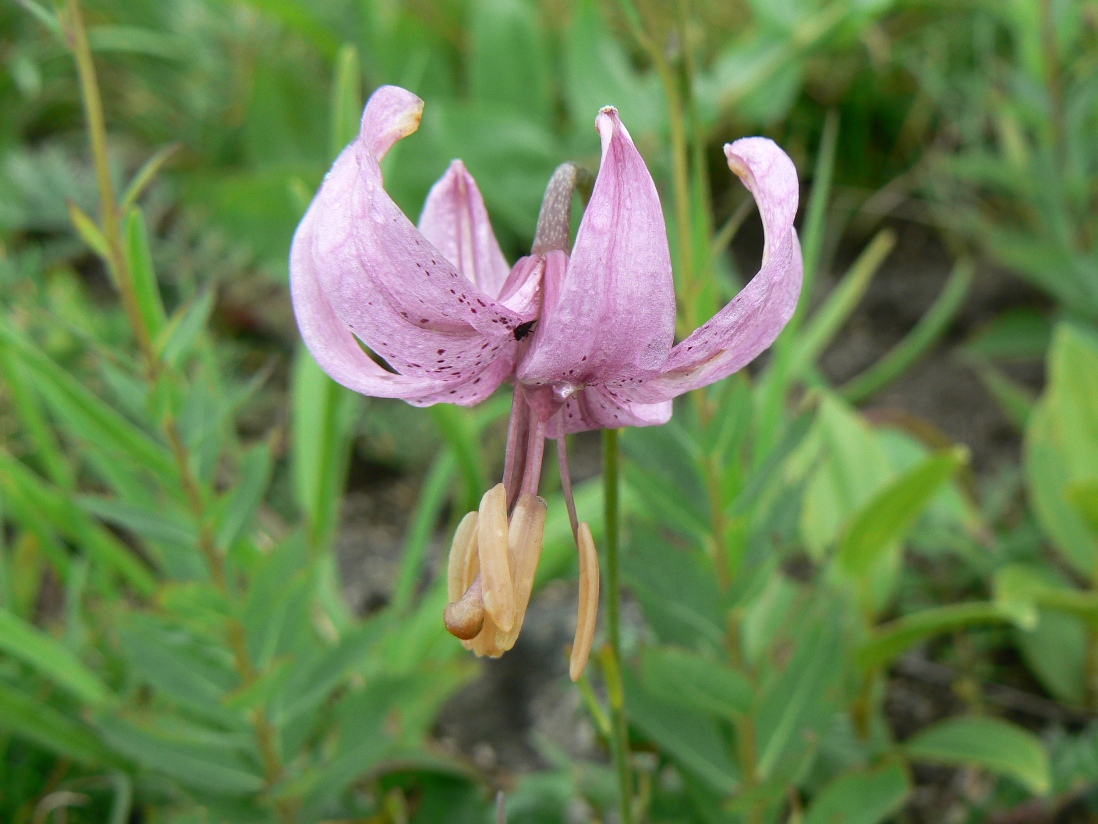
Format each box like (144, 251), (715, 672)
(392, 452), (456, 614)
(856, 603), (1011, 671)
(973, 361), (1036, 429)
(842, 259), (974, 403)
(639, 646), (753, 720)
(118, 616), (240, 724)
(124, 208), (167, 339)
(215, 444), (272, 550)
(291, 347), (358, 552)
(804, 761), (910, 824)
(0, 452), (157, 596)
(0, 319), (175, 479)
(157, 289), (215, 367)
(797, 108), (839, 319)
(622, 667), (740, 794)
(14, 0), (63, 38)
(78, 496), (195, 548)
(429, 404), (487, 514)
(0, 349), (74, 489)
(66, 198), (108, 259)
(120, 143), (181, 213)
(98, 720), (264, 795)
(329, 44), (362, 155)
(837, 447), (968, 577)
(0, 679), (113, 766)
(0, 609), (112, 708)
(792, 228), (896, 377)
(469, 0), (551, 125)
(904, 716), (1050, 795)
(755, 611), (845, 778)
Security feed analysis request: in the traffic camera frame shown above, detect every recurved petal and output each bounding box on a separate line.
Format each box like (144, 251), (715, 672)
(517, 107), (675, 388)
(292, 85), (533, 399)
(360, 85), (424, 158)
(291, 195), (512, 405)
(622, 137), (802, 402)
(418, 160), (512, 300)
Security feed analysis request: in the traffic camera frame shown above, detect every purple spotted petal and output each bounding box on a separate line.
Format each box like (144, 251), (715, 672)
(517, 107), (676, 390)
(291, 85), (533, 403)
(618, 137), (802, 403)
(418, 160), (512, 300)
(547, 387), (672, 437)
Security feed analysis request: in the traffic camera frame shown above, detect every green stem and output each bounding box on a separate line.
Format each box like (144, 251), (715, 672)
(602, 428), (634, 824)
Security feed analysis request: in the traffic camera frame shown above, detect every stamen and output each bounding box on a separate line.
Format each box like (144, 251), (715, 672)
(478, 483), (516, 633)
(444, 578), (485, 640)
(446, 511), (478, 605)
(556, 432), (580, 542)
(495, 493), (547, 651)
(570, 522), (600, 682)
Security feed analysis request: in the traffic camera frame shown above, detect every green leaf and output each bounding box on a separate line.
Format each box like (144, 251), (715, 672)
(842, 259), (974, 403)
(800, 395), (892, 559)
(272, 619), (385, 725)
(1024, 325), (1098, 575)
(66, 199), (108, 258)
(803, 761), (910, 824)
(291, 347), (358, 552)
(0, 319), (175, 479)
(120, 143), (181, 213)
(1069, 480), (1098, 540)
(622, 667), (740, 795)
(904, 716), (1050, 795)
(856, 603), (1011, 671)
(157, 289), (215, 367)
(98, 719), (264, 796)
(754, 606), (845, 778)
(469, 0), (550, 124)
(625, 534), (725, 651)
(837, 447), (968, 577)
(0, 679), (114, 766)
(639, 646), (754, 721)
(117, 616), (240, 724)
(792, 229), (896, 378)
(78, 496), (195, 549)
(329, 44), (362, 155)
(429, 404), (487, 515)
(215, 444), (272, 550)
(124, 208), (167, 340)
(0, 451), (157, 596)
(0, 609), (112, 708)
(1017, 610), (1087, 706)
(563, 0), (662, 137)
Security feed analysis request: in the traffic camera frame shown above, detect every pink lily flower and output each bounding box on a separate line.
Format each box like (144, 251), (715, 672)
(290, 85), (802, 679)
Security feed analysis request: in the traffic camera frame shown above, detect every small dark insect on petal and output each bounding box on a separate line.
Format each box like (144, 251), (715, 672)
(513, 320), (537, 341)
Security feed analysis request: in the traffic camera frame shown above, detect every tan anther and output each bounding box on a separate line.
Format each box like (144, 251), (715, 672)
(494, 493), (548, 651)
(570, 522), (600, 682)
(446, 511), (478, 605)
(477, 483), (515, 633)
(444, 578), (485, 640)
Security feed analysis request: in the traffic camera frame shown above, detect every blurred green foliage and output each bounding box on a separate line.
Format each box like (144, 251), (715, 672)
(2, 0), (1098, 822)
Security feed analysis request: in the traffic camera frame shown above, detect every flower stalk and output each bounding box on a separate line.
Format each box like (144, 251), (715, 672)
(602, 428), (635, 824)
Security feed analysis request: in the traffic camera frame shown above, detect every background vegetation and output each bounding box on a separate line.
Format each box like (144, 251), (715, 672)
(2, 0), (1097, 821)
